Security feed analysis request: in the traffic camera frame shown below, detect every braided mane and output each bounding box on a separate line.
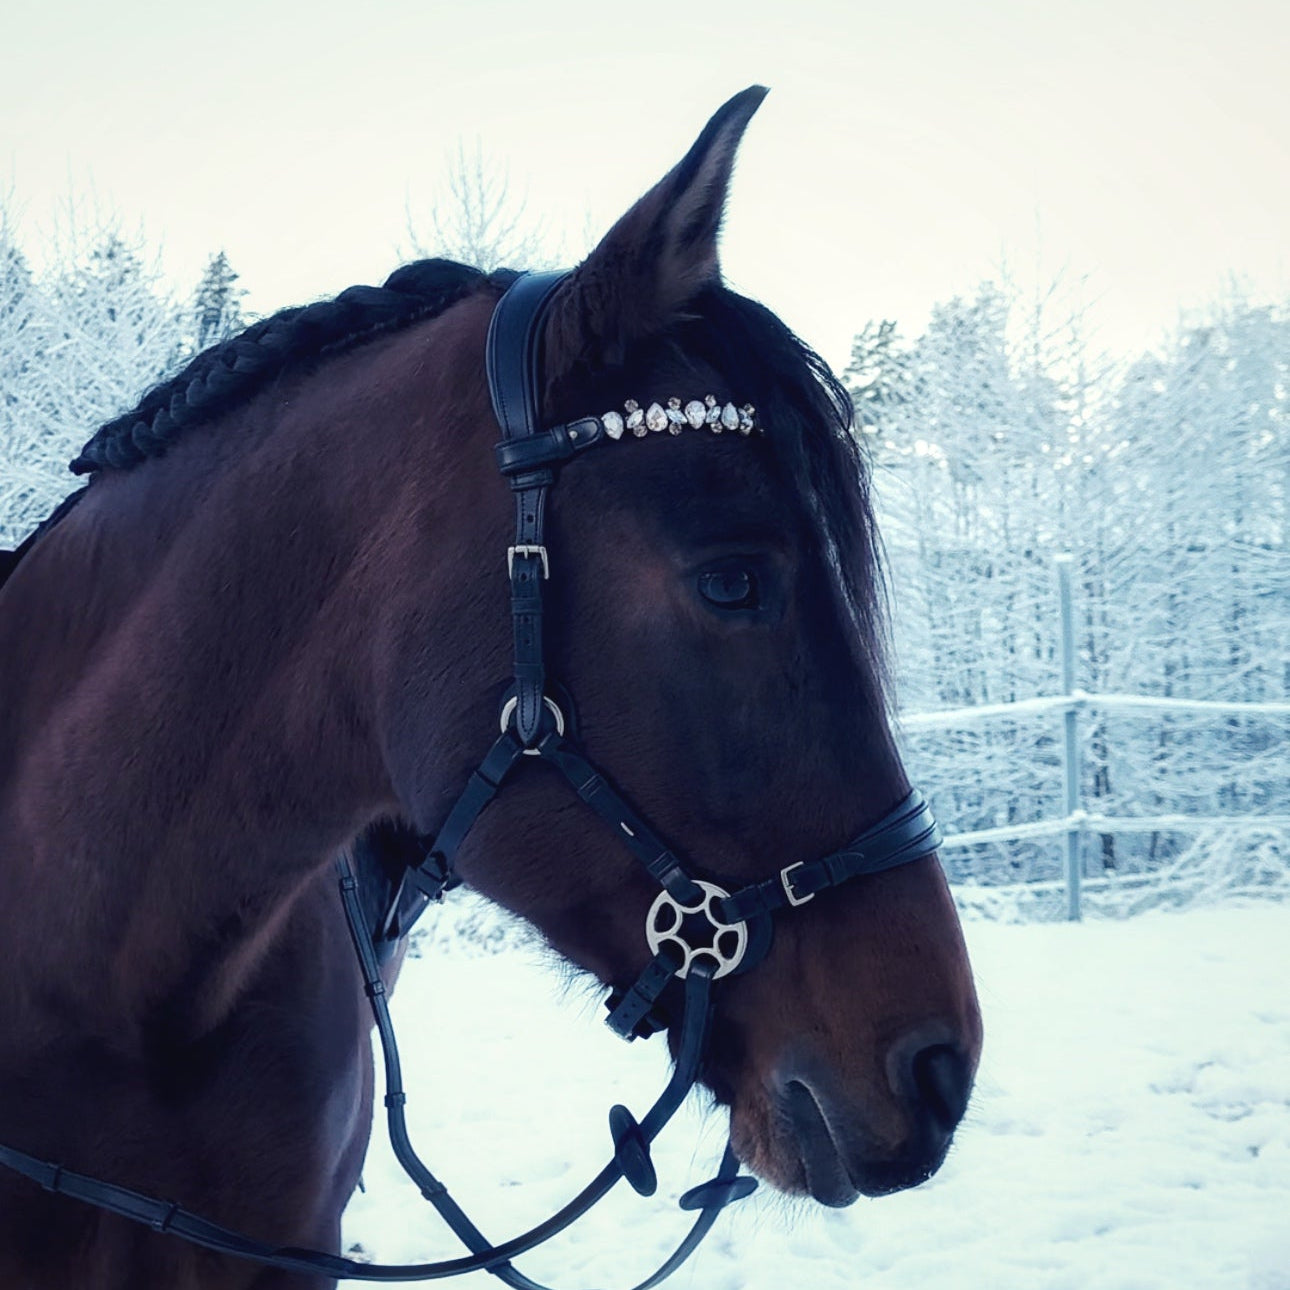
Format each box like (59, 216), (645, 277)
(71, 259), (504, 475)
(62, 264), (877, 658)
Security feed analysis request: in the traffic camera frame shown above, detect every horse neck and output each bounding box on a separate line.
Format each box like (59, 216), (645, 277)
(0, 312), (493, 1032)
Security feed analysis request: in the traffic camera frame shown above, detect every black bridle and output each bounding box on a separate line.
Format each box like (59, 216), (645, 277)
(0, 271), (943, 1286)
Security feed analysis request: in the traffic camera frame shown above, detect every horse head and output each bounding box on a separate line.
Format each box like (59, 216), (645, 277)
(376, 88), (982, 1206)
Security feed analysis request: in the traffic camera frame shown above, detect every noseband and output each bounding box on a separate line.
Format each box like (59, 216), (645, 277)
(0, 272), (943, 1286)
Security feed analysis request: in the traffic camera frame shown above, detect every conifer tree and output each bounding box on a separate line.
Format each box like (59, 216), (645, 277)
(192, 250), (246, 351)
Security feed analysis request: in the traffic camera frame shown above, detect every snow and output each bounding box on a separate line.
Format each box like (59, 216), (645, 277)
(340, 900), (1290, 1290)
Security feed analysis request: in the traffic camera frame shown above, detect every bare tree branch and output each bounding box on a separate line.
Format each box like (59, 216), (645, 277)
(405, 139), (554, 272)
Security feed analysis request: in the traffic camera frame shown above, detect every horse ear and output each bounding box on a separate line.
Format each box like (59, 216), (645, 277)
(545, 85), (768, 381)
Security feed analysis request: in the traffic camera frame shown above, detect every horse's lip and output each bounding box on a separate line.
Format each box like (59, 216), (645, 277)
(782, 1080), (861, 1207)
(781, 1078), (949, 1202)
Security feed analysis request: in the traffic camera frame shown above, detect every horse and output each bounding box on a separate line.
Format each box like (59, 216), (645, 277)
(0, 87), (981, 1288)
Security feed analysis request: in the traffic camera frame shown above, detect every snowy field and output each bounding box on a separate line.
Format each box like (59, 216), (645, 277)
(340, 901), (1289, 1290)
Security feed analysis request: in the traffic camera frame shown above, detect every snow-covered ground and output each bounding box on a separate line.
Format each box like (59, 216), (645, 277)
(341, 901), (1290, 1290)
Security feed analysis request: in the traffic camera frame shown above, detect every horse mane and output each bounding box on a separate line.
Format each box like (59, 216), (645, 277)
(70, 259), (508, 475)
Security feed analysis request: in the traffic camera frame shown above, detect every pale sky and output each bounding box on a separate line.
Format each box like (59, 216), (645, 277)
(3, 0), (1288, 371)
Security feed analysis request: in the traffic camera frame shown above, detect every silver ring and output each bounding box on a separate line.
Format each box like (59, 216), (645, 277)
(499, 695), (565, 754)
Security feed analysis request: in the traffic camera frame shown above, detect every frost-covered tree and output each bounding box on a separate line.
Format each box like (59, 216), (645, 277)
(192, 250), (246, 351)
(1094, 299), (1290, 835)
(0, 215), (46, 546)
(40, 228), (183, 436)
(849, 286), (1079, 877)
(856, 285), (1078, 707)
(849, 282), (1289, 896)
(846, 318), (906, 434)
(0, 203), (186, 545)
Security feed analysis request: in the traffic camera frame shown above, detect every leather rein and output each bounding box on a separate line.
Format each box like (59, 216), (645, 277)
(0, 271), (944, 1286)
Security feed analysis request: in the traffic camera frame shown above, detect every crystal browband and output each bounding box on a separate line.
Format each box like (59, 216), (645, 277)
(602, 395), (760, 440)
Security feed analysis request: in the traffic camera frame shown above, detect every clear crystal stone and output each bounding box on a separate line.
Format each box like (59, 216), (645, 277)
(601, 394), (760, 440)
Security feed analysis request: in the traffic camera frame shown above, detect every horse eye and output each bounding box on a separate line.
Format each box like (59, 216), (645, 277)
(698, 568), (759, 610)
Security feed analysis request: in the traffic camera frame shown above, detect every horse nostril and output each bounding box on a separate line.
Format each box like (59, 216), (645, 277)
(908, 1043), (970, 1130)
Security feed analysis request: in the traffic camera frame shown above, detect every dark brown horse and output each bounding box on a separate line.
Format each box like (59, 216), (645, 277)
(0, 89), (981, 1288)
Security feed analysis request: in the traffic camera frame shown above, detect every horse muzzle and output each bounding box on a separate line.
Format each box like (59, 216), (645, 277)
(767, 1030), (974, 1205)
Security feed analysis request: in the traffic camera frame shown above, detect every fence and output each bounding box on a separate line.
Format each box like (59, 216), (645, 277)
(899, 555), (1290, 919)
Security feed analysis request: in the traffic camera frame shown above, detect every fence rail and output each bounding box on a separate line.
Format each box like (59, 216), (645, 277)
(942, 812), (1290, 850)
(897, 554), (1290, 919)
(901, 690), (1290, 730)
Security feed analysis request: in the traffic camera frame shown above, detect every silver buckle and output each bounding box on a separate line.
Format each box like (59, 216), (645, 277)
(508, 545), (549, 578)
(780, 862), (814, 907)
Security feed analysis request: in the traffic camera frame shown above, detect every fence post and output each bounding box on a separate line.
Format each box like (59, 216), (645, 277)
(1054, 554), (1082, 920)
